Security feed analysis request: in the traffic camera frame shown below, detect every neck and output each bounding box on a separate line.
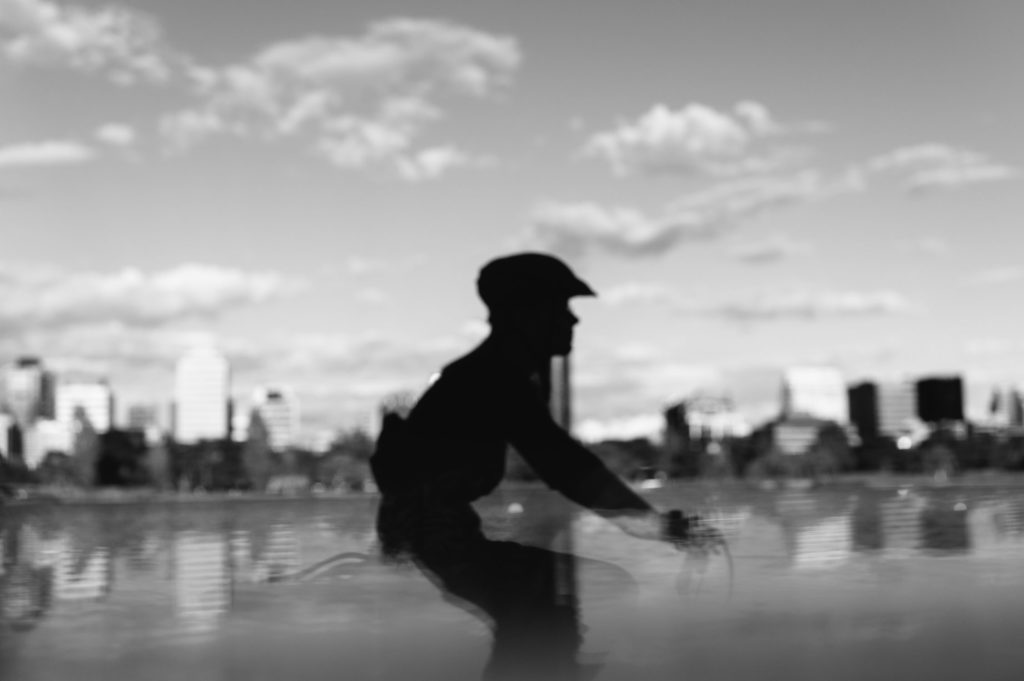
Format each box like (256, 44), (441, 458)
(483, 330), (550, 376)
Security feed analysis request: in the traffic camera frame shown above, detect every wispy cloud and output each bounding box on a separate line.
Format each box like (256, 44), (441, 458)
(601, 283), (910, 322)
(0, 139), (95, 167)
(0, 0), (180, 85)
(690, 290), (911, 321)
(583, 101), (824, 178)
(728, 233), (812, 264)
(94, 122), (136, 147)
(859, 143), (1018, 193)
(527, 170), (858, 258)
(161, 18), (520, 180)
(0, 262), (304, 333)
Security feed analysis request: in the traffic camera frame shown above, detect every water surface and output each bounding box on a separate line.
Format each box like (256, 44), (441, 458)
(2, 482), (1023, 681)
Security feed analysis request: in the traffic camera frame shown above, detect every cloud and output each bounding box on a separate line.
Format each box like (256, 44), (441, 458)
(728, 234), (812, 264)
(599, 281), (910, 321)
(600, 282), (677, 306)
(583, 101), (821, 178)
(688, 290), (911, 322)
(0, 0), (179, 84)
(94, 122), (136, 146)
(0, 262), (304, 333)
(527, 170), (858, 258)
(861, 143), (1018, 193)
(339, 253), (426, 277)
(0, 139), (95, 167)
(396, 146), (488, 181)
(907, 163), (1019, 192)
(161, 18), (519, 179)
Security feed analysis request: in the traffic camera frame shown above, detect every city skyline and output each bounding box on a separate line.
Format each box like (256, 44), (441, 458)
(4, 0), (1024, 436)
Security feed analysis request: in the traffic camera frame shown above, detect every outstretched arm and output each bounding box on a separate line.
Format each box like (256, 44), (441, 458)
(502, 375), (657, 525)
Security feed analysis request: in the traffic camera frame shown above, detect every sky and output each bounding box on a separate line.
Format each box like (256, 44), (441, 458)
(2, 0), (1024, 439)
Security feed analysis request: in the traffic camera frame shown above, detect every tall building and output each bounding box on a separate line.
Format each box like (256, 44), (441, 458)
(173, 347), (230, 444)
(782, 367), (849, 424)
(847, 382), (878, 441)
(0, 357), (56, 467)
(56, 379), (115, 433)
(126, 404), (160, 431)
(915, 376), (964, 423)
(0, 357), (56, 426)
(877, 381), (918, 437)
(251, 387), (299, 451)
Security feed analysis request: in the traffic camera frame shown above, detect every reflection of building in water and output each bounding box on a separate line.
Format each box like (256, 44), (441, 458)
(9, 528), (113, 602)
(0, 523), (54, 630)
(773, 492), (854, 570)
(790, 514), (853, 570)
(920, 501), (969, 552)
(878, 495), (927, 557)
(52, 548), (113, 601)
(251, 524), (300, 582)
(173, 531), (230, 633)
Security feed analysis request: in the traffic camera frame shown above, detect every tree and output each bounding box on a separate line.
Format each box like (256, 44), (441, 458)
(321, 428), (375, 491)
(242, 410), (273, 492)
(70, 407), (99, 487)
(146, 437), (173, 490)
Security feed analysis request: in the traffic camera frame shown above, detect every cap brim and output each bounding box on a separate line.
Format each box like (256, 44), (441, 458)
(568, 278), (597, 298)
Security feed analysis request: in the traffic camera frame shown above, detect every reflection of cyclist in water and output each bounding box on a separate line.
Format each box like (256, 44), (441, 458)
(371, 253), (710, 680)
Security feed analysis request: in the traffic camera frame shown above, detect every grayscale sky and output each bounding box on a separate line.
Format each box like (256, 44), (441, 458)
(3, 0), (1023, 436)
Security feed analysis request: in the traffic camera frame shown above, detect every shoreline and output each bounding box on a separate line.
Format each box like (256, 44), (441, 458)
(5, 470), (1024, 508)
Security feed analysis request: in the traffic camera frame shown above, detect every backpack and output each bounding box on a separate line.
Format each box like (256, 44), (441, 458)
(369, 412), (411, 495)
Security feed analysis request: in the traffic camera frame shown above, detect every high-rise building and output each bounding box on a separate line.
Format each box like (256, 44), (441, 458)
(1010, 389), (1024, 428)
(847, 382), (879, 442)
(782, 367), (849, 424)
(126, 404), (160, 431)
(915, 376), (964, 423)
(0, 357), (56, 467)
(173, 347), (230, 443)
(252, 387), (299, 451)
(877, 381), (918, 437)
(56, 379), (115, 433)
(0, 357), (56, 426)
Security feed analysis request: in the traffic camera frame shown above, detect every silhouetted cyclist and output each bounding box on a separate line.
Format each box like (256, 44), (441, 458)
(371, 252), (716, 681)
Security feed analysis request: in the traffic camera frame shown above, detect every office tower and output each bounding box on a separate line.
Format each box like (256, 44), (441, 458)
(0, 413), (12, 459)
(877, 381), (918, 437)
(782, 367), (849, 424)
(252, 387), (299, 451)
(1010, 389), (1024, 428)
(56, 379), (115, 433)
(173, 346), (230, 443)
(915, 376), (964, 423)
(0, 357), (56, 467)
(126, 404), (159, 431)
(0, 356), (56, 425)
(847, 382), (879, 441)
